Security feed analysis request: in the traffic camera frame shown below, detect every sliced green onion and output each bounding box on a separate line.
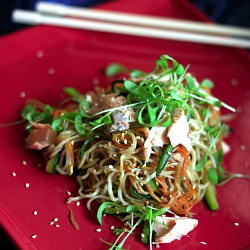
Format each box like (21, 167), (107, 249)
(156, 144), (173, 176)
(204, 183), (219, 211)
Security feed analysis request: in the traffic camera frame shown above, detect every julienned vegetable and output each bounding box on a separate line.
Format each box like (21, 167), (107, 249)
(21, 55), (235, 249)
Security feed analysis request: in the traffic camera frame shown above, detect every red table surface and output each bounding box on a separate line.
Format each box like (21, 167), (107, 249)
(0, 0), (250, 249)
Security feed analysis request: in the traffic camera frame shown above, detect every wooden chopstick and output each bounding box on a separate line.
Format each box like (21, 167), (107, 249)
(36, 2), (250, 38)
(12, 9), (250, 48)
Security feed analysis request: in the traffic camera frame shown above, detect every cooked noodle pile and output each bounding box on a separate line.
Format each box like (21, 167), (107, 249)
(22, 55), (233, 246)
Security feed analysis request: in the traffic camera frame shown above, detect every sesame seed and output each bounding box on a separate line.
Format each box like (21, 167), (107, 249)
(36, 50), (44, 58)
(11, 172), (16, 177)
(53, 217), (59, 222)
(231, 78), (239, 86)
(19, 91), (26, 98)
(240, 145), (246, 151)
(33, 210), (38, 216)
(50, 221), (55, 226)
(25, 183), (30, 188)
(66, 191), (72, 196)
(234, 222), (240, 227)
(141, 233), (145, 238)
(31, 234), (37, 239)
(200, 241), (207, 245)
(110, 225), (115, 230)
(96, 228), (102, 232)
(48, 68), (55, 75)
(55, 224), (60, 228)
(76, 201), (80, 207)
(22, 160), (27, 165)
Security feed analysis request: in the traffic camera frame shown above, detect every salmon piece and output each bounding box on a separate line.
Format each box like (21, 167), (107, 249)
(153, 216), (198, 244)
(144, 126), (168, 162)
(25, 123), (57, 150)
(167, 109), (191, 151)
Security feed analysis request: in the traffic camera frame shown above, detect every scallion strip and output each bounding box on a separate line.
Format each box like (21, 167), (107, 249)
(156, 144), (173, 176)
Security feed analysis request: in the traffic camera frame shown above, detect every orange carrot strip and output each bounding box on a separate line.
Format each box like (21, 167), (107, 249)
(66, 141), (74, 167)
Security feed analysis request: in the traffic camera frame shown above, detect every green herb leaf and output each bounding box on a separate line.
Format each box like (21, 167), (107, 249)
(200, 78), (214, 89)
(195, 154), (207, 172)
(175, 64), (185, 75)
(97, 202), (124, 225)
(130, 69), (146, 78)
(21, 104), (37, 121)
(105, 63), (126, 77)
(79, 98), (90, 117)
(64, 87), (84, 102)
(125, 205), (144, 214)
(51, 118), (64, 131)
(123, 80), (138, 92)
(186, 75), (196, 90)
(74, 115), (87, 135)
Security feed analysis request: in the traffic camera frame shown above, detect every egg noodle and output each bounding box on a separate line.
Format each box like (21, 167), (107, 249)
(21, 55), (234, 248)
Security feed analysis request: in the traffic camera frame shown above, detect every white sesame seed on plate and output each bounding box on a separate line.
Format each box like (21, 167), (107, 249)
(19, 91), (26, 98)
(66, 190), (72, 196)
(231, 78), (239, 86)
(33, 210), (38, 216)
(96, 228), (102, 232)
(25, 183), (30, 188)
(76, 201), (81, 207)
(110, 225), (115, 230)
(234, 222), (240, 227)
(200, 241), (207, 245)
(11, 172), (16, 177)
(31, 234), (37, 239)
(22, 160), (27, 165)
(36, 50), (44, 58)
(48, 68), (55, 75)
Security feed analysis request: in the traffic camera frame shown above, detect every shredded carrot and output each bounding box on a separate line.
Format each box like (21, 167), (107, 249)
(135, 127), (148, 139)
(155, 176), (178, 205)
(157, 145), (199, 216)
(146, 184), (162, 203)
(66, 141), (75, 168)
(66, 202), (80, 230)
(128, 176), (141, 193)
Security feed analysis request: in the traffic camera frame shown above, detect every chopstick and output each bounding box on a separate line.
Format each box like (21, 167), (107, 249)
(36, 2), (250, 38)
(12, 9), (250, 48)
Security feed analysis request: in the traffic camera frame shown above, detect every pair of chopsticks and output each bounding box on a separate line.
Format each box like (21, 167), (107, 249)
(12, 2), (250, 48)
